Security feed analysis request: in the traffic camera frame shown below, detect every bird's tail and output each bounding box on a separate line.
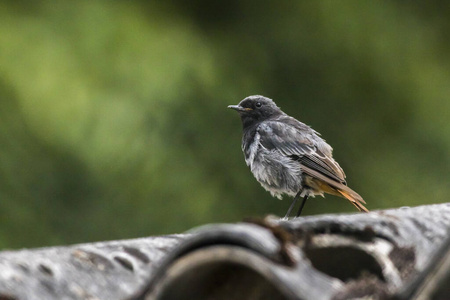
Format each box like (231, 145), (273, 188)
(301, 165), (369, 213)
(336, 188), (369, 213)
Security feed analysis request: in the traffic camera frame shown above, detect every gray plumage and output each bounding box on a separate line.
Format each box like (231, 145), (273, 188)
(228, 95), (368, 218)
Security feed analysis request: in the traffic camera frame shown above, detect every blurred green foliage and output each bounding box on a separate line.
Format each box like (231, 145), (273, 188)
(0, 1), (449, 249)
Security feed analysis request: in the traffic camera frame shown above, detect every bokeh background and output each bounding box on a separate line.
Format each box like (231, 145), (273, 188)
(1, 1), (449, 249)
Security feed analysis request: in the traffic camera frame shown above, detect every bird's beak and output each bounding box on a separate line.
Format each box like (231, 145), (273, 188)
(228, 105), (250, 112)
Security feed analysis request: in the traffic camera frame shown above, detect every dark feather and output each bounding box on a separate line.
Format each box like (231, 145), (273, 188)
(257, 119), (347, 185)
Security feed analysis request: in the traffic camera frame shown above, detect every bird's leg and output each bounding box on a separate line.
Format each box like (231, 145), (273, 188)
(295, 195), (309, 217)
(284, 190), (302, 219)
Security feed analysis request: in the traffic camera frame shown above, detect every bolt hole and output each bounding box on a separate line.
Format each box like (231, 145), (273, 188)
(123, 247), (150, 264)
(114, 256), (134, 272)
(38, 264), (54, 277)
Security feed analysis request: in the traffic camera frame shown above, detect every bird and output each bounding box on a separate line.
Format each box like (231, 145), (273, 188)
(228, 95), (368, 218)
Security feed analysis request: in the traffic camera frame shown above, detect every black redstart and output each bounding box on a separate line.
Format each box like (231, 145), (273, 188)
(228, 95), (368, 218)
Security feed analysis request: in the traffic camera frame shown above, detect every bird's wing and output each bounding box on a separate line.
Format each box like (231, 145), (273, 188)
(257, 119), (347, 184)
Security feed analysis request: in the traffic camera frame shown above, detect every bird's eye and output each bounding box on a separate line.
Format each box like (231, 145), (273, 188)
(255, 102), (262, 108)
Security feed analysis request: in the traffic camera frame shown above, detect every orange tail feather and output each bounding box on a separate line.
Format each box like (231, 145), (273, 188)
(337, 189), (369, 213)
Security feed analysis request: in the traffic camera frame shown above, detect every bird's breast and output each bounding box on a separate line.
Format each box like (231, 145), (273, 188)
(243, 136), (302, 197)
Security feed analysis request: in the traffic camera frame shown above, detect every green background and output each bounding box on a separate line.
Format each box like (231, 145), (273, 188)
(1, 1), (449, 249)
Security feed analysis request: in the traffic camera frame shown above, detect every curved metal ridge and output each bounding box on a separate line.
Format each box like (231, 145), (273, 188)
(144, 246), (340, 300)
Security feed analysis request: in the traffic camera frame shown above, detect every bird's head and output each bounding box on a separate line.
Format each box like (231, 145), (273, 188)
(228, 95), (282, 127)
